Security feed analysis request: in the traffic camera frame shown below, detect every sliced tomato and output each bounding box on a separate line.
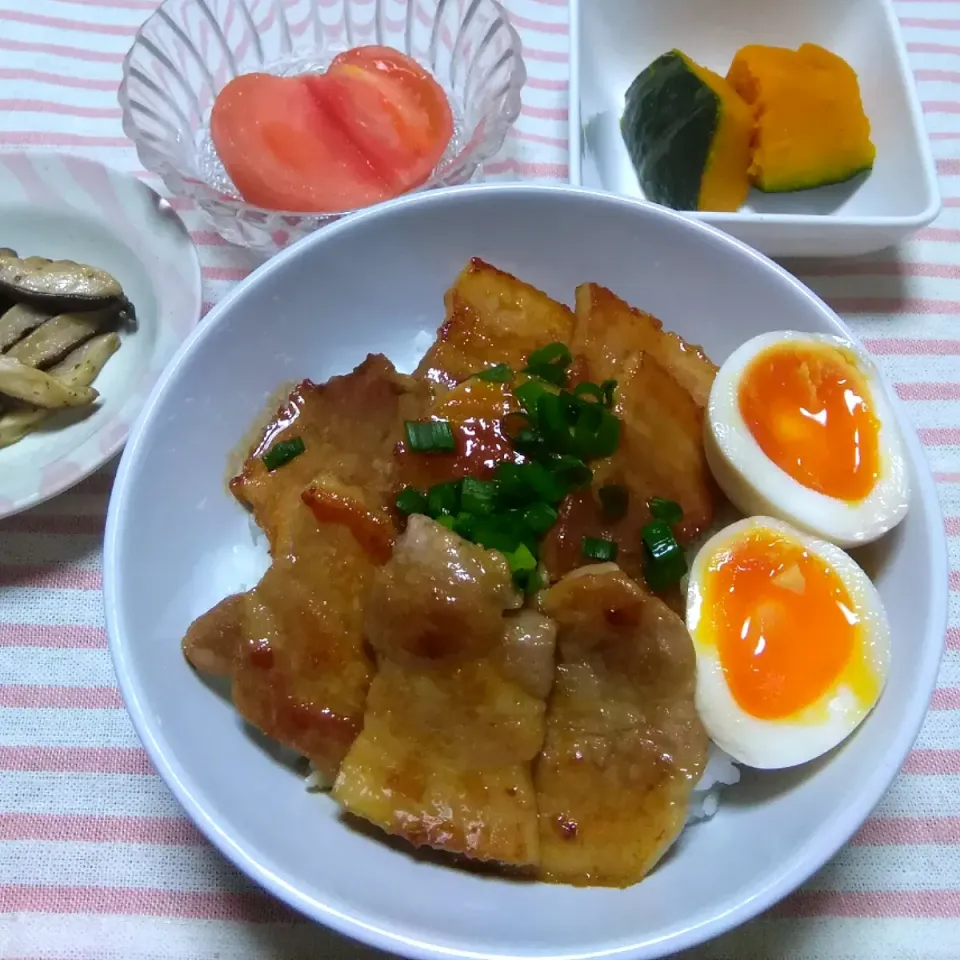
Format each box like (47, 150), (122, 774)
(328, 46), (454, 189)
(210, 48), (454, 213)
(211, 73), (392, 213)
(302, 70), (412, 194)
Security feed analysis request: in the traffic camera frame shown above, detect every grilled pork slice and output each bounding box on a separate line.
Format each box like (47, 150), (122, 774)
(399, 260), (576, 491)
(183, 355), (427, 785)
(572, 283), (717, 409)
(184, 492), (381, 784)
(415, 258), (575, 388)
(543, 284), (721, 586)
(535, 564), (707, 887)
(333, 516), (557, 869)
(230, 353), (429, 554)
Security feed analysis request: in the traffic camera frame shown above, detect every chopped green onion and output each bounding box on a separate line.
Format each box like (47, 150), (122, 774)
(527, 342), (572, 367)
(534, 390), (621, 461)
(470, 515), (522, 554)
(475, 363), (512, 383)
(427, 480), (462, 517)
(641, 520), (688, 592)
(492, 460), (582, 508)
(515, 379), (550, 417)
(453, 512), (477, 539)
(572, 382), (605, 405)
(561, 405), (619, 460)
(502, 412), (543, 454)
(582, 536), (618, 562)
(560, 389), (583, 425)
(571, 401), (604, 452)
(512, 428), (544, 454)
(395, 486), (428, 516)
(435, 514), (457, 531)
(511, 516), (542, 558)
(601, 379), (617, 408)
(262, 436), (305, 471)
(545, 455), (593, 491)
(501, 412), (531, 439)
(537, 392), (573, 453)
(494, 461), (565, 506)
(506, 544), (540, 592)
(516, 566), (548, 594)
(506, 543), (537, 575)
(583, 409), (621, 459)
(461, 477), (498, 515)
(405, 419), (456, 454)
(524, 342), (573, 386)
(494, 462), (529, 505)
(522, 461), (570, 504)
(649, 496), (684, 525)
(523, 501), (558, 535)
(598, 484), (629, 521)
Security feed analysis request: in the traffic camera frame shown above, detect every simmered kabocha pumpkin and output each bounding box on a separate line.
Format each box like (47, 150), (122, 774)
(621, 50), (753, 212)
(727, 44), (876, 193)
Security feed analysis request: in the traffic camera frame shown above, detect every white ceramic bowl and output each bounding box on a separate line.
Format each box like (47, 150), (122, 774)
(0, 152), (201, 519)
(570, 0), (941, 258)
(104, 185), (948, 960)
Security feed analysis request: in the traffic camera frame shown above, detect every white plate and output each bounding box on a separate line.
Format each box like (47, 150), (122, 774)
(104, 185), (947, 960)
(0, 151), (202, 518)
(570, 0), (941, 258)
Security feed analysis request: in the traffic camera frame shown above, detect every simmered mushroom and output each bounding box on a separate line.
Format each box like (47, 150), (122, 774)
(0, 355), (98, 408)
(0, 333), (119, 448)
(0, 244), (132, 450)
(0, 303), (52, 351)
(6, 306), (119, 369)
(0, 254), (123, 309)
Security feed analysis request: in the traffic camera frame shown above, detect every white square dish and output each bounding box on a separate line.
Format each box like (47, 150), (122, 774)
(569, 0), (941, 258)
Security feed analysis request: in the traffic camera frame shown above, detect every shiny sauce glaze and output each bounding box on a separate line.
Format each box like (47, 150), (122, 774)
(395, 378), (524, 491)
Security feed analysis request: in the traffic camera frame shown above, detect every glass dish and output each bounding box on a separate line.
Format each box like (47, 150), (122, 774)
(119, 0), (526, 253)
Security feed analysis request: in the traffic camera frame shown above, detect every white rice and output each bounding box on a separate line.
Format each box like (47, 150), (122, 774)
(686, 743), (741, 824)
(680, 504), (746, 823)
(305, 762), (331, 792)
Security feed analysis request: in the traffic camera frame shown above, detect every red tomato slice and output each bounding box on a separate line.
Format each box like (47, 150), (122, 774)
(210, 48), (454, 212)
(302, 71), (412, 194)
(328, 46), (454, 188)
(211, 73), (392, 213)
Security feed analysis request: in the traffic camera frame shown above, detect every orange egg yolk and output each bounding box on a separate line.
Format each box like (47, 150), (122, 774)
(738, 342), (880, 501)
(699, 528), (876, 720)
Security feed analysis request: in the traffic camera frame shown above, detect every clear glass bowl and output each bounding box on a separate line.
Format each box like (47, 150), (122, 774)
(119, 0), (526, 253)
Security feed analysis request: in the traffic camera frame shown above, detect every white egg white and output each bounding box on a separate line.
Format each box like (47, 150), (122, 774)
(686, 517), (891, 770)
(705, 331), (910, 548)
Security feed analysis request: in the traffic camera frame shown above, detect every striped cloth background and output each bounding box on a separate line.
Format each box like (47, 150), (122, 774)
(0, 1), (957, 958)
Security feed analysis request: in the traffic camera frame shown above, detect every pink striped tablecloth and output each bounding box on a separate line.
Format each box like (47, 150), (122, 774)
(0, 1), (958, 958)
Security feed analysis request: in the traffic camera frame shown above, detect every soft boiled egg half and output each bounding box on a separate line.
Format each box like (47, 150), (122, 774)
(705, 331), (910, 547)
(686, 517), (891, 769)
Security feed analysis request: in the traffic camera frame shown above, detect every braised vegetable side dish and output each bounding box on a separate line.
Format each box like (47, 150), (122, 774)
(0, 247), (130, 448)
(622, 43), (875, 212)
(621, 50), (754, 213)
(182, 259), (902, 885)
(727, 44), (876, 194)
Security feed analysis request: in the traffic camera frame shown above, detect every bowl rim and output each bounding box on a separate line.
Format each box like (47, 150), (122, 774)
(117, 0), (527, 221)
(567, 0), (942, 230)
(104, 183), (949, 960)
